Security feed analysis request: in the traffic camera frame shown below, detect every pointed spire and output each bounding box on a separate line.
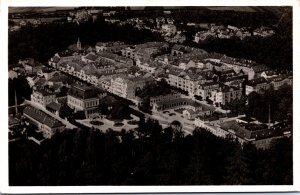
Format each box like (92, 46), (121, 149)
(77, 37), (81, 50)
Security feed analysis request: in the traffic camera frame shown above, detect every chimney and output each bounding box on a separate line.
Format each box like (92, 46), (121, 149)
(14, 90), (18, 115)
(268, 103), (271, 129)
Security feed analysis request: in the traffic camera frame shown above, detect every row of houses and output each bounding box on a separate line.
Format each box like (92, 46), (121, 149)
(121, 42), (169, 61)
(246, 75), (293, 95)
(150, 92), (215, 120)
(31, 80), (107, 119)
(49, 52), (132, 86)
(194, 25), (275, 42)
(194, 116), (291, 149)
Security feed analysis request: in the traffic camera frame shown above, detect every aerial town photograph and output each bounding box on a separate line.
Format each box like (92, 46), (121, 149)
(7, 6), (293, 186)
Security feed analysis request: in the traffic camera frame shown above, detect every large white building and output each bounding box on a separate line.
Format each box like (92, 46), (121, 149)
(110, 76), (152, 99)
(211, 85), (243, 106)
(246, 77), (270, 95)
(136, 59), (157, 74)
(196, 82), (220, 99)
(268, 75), (292, 90)
(67, 84), (106, 118)
(31, 88), (56, 108)
(167, 69), (214, 96)
(194, 117), (291, 149)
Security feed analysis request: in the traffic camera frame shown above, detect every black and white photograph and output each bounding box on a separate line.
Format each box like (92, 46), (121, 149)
(2, 1), (300, 193)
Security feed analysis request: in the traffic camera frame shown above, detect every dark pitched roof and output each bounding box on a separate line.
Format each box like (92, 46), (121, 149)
(200, 82), (219, 87)
(46, 102), (62, 111)
(85, 53), (98, 61)
(23, 106), (65, 128)
(81, 64), (98, 75)
(41, 67), (53, 73)
(48, 73), (69, 83)
(252, 64), (270, 73)
(219, 69), (236, 75)
(68, 44), (81, 51)
(268, 75), (289, 83)
(172, 44), (188, 52)
(247, 77), (268, 87)
(34, 88), (55, 96)
(52, 56), (60, 63)
(68, 61), (84, 71)
(218, 85), (241, 92)
(220, 120), (287, 140)
(68, 84), (99, 99)
(262, 70), (277, 76)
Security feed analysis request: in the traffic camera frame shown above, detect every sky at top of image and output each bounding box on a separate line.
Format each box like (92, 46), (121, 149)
(8, 6), (285, 14)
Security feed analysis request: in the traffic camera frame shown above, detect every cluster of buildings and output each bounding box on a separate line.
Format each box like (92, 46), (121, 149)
(245, 72), (292, 95)
(8, 8), (104, 32)
(111, 16), (186, 43)
(194, 115), (291, 149)
(49, 40), (171, 104)
(10, 35), (292, 148)
(29, 67), (107, 119)
(48, 39), (292, 110)
(194, 24), (275, 42)
(68, 8), (102, 24)
(19, 67), (108, 141)
(151, 93), (215, 120)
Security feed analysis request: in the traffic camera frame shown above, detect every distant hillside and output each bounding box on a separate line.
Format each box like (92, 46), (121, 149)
(9, 6), (285, 15)
(207, 6), (258, 12)
(9, 7), (75, 13)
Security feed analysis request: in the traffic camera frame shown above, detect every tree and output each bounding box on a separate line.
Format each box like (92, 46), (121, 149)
(109, 100), (131, 120)
(138, 96), (151, 113)
(224, 144), (250, 185)
(59, 104), (74, 119)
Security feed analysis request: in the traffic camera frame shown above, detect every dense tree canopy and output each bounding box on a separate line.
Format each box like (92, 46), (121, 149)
(9, 120), (292, 186)
(8, 19), (163, 64)
(171, 8), (280, 28)
(191, 35), (292, 70)
(246, 85), (292, 123)
(8, 77), (32, 107)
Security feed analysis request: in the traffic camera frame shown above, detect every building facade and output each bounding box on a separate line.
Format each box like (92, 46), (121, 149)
(211, 85), (242, 106)
(67, 85), (103, 118)
(31, 88), (56, 107)
(23, 106), (65, 139)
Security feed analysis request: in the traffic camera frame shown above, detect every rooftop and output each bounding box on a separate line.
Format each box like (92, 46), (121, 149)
(220, 120), (287, 140)
(247, 77), (268, 87)
(23, 105), (65, 128)
(34, 87), (55, 96)
(46, 102), (62, 111)
(252, 64), (270, 73)
(68, 84), (101, 99)
(85, 53), (98, 61)
(217, 85), (241, 93)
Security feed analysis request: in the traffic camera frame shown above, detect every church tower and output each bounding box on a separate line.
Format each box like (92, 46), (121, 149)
(77, 37), (82, 50)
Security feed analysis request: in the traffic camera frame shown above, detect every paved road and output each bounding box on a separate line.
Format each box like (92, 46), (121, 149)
(129, 105), (194, 135)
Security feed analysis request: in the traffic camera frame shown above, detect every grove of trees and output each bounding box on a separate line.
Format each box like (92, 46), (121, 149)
(9, 18), (164, 65)
(9, 119), (292, 186)
(246, 85), (293, 123)
(8, 77), (32, 107)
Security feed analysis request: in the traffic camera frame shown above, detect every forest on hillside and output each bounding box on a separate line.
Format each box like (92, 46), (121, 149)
(9, 7), (292, 70)
(8, 19), (163, 65)
(9, 119), (293, 186)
